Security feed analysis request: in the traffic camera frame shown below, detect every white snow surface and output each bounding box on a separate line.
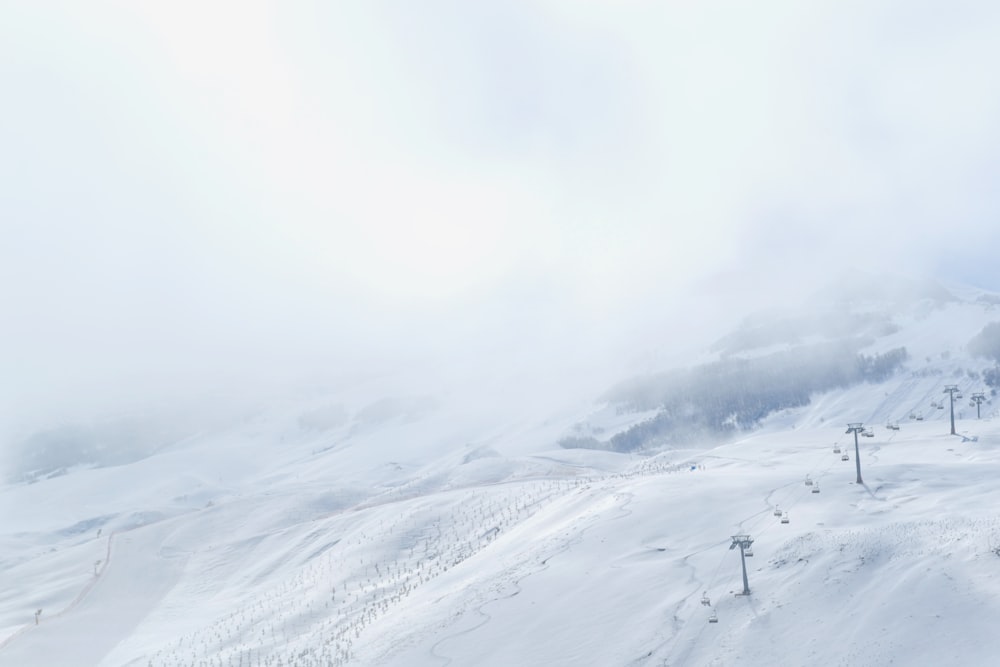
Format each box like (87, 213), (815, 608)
(4, 293), (1000, 666)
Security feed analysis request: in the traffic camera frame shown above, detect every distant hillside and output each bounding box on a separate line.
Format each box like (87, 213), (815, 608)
(563, 276), (984, 453)
(564, 343), (907, 452)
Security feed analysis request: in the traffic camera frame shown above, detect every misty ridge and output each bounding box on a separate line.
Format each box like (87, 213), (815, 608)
(13, 416), (196, 484)
(564, 343), (909, 453)
(562, 275), (1000, 453)
(298, 396), (438, 433)
(7, 402), (254, 484)
(8, 393), (444, 484)
(10, 273), (1000, 481)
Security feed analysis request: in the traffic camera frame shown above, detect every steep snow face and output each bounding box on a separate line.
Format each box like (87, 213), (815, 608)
(3, 283), (1000, 666)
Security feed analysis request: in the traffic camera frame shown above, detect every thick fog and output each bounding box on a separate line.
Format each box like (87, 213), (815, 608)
(4, 0), (1000, 443)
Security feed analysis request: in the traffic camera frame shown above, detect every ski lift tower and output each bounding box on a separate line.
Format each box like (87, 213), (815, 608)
(846, 423), (865, 484)
(971, 392), (986, 419)
(730, 535), (754, 596)
(944, 385), (961, 435)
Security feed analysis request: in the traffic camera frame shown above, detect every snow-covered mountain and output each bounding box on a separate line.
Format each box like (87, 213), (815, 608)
(5, 277), (1000, 666)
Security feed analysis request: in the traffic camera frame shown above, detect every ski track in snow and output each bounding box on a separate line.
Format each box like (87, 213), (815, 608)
(427, 486), (633, 667)
(1, 519), (189, 666)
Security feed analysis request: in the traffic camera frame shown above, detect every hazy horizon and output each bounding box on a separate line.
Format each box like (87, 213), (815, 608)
(4, 0), (1000, 431)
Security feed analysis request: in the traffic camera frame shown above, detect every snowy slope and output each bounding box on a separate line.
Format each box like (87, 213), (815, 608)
(4, 284), (1000, 666)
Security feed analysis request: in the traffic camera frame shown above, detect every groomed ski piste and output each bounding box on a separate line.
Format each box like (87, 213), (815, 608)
(4, 293), (1000, 666)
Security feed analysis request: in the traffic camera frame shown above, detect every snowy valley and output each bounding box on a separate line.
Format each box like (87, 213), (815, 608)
(5, 282), (1000, 666)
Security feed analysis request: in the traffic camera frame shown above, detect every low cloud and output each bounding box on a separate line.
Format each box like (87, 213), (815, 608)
(3, 0), (1000, 438)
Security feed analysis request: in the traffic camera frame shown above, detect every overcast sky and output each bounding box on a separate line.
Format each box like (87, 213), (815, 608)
(3, 0), (1000, 427)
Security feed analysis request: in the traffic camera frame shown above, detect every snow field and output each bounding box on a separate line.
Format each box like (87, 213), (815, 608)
(6, 408), (1000, 666)
(5, 290), (1000, 666)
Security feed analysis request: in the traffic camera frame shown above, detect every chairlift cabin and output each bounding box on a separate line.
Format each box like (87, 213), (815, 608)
(930, 401), (938, 409)
(745, 546), (754, 557)
(956, 393), (964, 400)
(708, 610), (719, 623)
(811, 484), (820, 493)
(805, 476), (813, 486)
(862, 429), (874, 437)
(781, 512), (790, 524)
(841, 453), (850, 461)
(937, 404), (945, 410)
(916, 414), (924, 421)
(833, 445), (841, 453)
(773, 506), (782, 517)
(701, 592), (711, 606)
